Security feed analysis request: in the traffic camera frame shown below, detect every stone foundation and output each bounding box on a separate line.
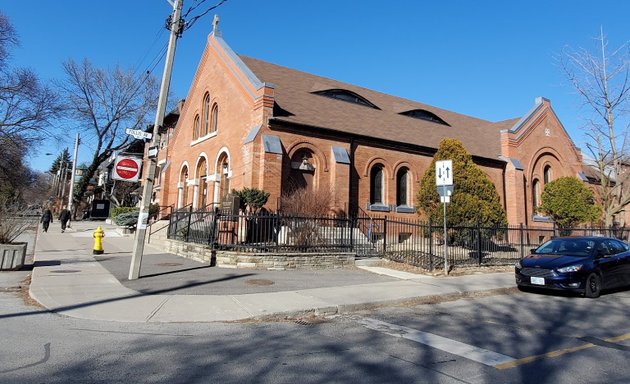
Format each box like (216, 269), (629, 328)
(164, 239), (355, 270)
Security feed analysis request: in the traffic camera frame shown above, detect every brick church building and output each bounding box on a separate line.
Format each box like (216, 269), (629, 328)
(151, 24), (589, 227)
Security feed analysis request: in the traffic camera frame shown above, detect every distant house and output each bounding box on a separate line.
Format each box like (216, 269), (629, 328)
(153, 24), (591, 227)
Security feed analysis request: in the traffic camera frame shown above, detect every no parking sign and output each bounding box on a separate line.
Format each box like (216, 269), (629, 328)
(112, 156), (143, 182)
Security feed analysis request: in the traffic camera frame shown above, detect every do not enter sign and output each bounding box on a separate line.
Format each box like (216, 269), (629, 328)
(113, 156), (142, 182)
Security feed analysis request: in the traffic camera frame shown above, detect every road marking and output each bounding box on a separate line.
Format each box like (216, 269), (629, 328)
(356, 317), (515, 367)
(495, 332), (630, 370)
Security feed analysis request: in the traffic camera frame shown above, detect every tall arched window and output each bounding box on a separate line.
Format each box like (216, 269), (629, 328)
(533, 179), (540, 212)
(193, 114), (200, 140)
(196, 158), (207, 208)
(370, 164), (384, 205)
(202, 93), (210, 136)
(396, 167), (409, 206)
(180, 166), (189, 208)
(210, 103), (218, 133)
(543, 165), (552, 184)
(218, 154), (230, 200)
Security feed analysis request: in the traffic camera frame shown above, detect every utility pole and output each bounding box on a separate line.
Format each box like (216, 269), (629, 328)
(129, 0), (183, 280)
(68, 132), (80, 214)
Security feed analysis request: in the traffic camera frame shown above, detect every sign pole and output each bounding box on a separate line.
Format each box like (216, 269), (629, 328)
(435, 159), (453, 276)
(443, 184), (448, 275)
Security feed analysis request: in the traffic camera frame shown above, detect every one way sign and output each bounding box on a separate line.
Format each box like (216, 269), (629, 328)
(435, 160), (453, 186)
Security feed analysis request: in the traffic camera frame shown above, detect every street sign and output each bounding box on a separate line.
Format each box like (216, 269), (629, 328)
(147, 146), (159, 159)
(435, 160), (453, 186)
(112, 156), (142, 182)
(125, 128), (153, 140)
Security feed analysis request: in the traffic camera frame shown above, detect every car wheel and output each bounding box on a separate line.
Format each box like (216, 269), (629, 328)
(584, 273), (601, 298)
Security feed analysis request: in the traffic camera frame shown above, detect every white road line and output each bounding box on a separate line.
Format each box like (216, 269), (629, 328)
(356, 317), (516, 367)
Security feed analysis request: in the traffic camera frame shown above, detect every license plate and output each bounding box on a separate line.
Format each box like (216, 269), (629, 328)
(530, 277), (545, 285)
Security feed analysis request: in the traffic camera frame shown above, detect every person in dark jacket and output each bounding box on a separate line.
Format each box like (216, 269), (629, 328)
(40, 209), (53, 232)
(59, 206), (71, 233)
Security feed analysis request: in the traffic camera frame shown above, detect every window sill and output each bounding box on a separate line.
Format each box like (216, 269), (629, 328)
(532, 215), (553, 223)
(367, 203), (390, 212)
(191, 131), (217, 146)
(395, 205), (416, 214)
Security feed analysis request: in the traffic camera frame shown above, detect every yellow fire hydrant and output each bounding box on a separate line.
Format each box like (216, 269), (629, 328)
(93, 226), (105, 255)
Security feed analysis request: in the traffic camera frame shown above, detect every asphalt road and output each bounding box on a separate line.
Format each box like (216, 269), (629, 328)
(2, 270), (630, 383)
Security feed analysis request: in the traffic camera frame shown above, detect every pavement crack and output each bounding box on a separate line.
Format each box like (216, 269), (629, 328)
(145, 296), (171, 322)
(0, 342), (50, 374)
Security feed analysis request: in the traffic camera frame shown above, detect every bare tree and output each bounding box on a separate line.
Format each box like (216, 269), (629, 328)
(561, 29), (630, 226)
(0, 13), (60, 202)
(57, 59), (159, 209)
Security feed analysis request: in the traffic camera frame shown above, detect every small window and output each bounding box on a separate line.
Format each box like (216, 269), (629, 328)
(532, 179), (540, 211)
(400, 109), (450, 126)
(193, 115), (200, 140)
(210, 103), (218, 133)
(370, 164), (384, 204)
(313, 89), (379, 109)
(396, 167), (409, 206)
(202, 93), (210, 136)
(544, 165), (552, 184)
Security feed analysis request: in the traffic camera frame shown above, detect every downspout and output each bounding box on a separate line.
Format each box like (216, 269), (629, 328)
(502, 164), (507, 214)
(349, 137), (355, 217)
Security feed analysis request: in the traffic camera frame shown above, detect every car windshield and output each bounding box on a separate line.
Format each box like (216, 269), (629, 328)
(534, 239), (595, 256)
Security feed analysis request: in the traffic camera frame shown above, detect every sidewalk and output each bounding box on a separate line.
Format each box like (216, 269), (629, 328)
(28, 220), (516, 323)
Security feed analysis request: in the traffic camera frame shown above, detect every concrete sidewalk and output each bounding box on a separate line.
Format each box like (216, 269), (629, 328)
(28, 220), (516, 323)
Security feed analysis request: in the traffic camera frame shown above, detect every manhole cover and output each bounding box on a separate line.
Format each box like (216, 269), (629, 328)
(50, 270), (81, 274)
(156, 263), (183, 267)
(245, 279), (275, 286)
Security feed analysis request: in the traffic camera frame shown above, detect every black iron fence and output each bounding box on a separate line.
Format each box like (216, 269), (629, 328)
(167, 209), (629, 270)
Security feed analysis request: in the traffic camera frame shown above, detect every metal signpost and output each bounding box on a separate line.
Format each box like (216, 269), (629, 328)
(436, 160), (453, 275)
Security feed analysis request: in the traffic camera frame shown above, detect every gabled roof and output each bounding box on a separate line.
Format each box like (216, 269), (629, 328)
(241, 56), (519, 160)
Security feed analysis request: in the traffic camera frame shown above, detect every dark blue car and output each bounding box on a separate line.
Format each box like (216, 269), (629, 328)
(515, 236), (630, 298)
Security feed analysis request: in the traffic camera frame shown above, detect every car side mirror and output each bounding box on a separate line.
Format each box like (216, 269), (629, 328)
(530, 248), (538, 254)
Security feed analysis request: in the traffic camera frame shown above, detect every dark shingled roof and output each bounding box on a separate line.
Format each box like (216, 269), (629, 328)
(241, 56), (520, 160)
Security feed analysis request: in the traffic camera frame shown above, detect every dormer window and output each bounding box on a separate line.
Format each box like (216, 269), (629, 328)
(400, 109), (450, 126)
(313, 89), (379, 109)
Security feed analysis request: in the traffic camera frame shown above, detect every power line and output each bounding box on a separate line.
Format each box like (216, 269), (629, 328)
(183, 0), (228, 31)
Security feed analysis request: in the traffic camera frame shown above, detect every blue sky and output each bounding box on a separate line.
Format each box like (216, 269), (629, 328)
(3, 0), (629, 172)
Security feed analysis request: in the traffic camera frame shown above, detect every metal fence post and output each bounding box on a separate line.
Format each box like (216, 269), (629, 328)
(428, 218), (433, 272)
(383, 216), (388, 256)
(476, 219), (482, 266)
(519, 223), (524, 259)
(185, 205), (193, 242)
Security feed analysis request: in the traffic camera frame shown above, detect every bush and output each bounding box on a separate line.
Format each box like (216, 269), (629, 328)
(113, 211), (139, 227)
(417, 138), (507, 228)
(110, 206), (139, 219)
(539, 177), (600, 230)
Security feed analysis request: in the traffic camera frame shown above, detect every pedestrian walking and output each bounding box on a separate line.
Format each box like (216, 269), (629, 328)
(40, 208), (53, 233)
(59, 206), (71, 233)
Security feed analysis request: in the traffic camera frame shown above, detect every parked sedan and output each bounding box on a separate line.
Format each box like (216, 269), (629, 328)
(515, 236), (630, 298)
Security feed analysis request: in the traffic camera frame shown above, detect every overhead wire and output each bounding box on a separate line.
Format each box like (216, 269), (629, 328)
(183, 0), (228, 31)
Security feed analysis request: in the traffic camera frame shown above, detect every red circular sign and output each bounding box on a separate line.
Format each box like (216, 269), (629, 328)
(115, 158), (140, 179)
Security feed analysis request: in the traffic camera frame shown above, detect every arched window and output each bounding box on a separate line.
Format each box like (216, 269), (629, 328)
(193, 115), (200, 140)
(370, 164), (384, 205)
(196, 158), (207, 208)
(544, 165), (552, 184)
(202, 93), (210, 136)
(533, 179), (540, 212)
(396, 167), (409, 206)
(218, 154), (230, 200)
(210, 103), (218, 133)
(179, 166), (189, 208)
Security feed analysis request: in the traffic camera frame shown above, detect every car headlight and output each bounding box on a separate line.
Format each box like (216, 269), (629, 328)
(557, 264), (583, 273)
(515, 261), (522, 269)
